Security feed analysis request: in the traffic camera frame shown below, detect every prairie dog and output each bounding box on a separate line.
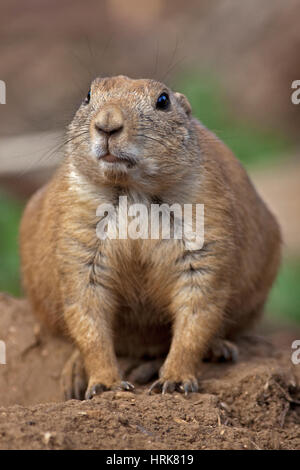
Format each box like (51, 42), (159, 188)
(20, 75), (281, 398)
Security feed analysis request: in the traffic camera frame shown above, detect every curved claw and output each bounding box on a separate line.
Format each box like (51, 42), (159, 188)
(85, 380), (135, 400)
(117, 381), (135, 391)
(149, 379), (163, 395)
(149, 377), (199, 396)
(179, 379), (199, 395)
(162, 380), (176, 394)
(85, 383), (108, 400)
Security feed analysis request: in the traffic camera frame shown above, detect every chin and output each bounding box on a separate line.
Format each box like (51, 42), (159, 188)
(99, 159), (131, 184)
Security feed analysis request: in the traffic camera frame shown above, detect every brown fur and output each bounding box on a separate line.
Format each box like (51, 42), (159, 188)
(20, 76), (281, 397)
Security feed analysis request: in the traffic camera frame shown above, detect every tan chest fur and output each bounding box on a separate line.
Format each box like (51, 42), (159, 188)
(60, 170), (184, 327)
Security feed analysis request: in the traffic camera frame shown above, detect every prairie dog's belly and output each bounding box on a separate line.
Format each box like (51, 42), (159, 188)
(99, 239), (177, 358)
(97, 237), (180, 357)
(113, 318), (172, 358)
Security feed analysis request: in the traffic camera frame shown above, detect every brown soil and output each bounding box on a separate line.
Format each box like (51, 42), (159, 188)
(0, 293), (299, 450)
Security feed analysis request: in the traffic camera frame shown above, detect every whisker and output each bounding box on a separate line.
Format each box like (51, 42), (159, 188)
(17, 130), (90, 178)
(134, 133), (169, 150)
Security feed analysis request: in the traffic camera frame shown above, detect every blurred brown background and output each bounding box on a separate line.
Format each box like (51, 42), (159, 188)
(1, 0), (300, 136)
(0, 0), (300, 323)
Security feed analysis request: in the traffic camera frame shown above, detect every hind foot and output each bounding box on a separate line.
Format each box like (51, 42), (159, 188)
(128, 358), (163, 384)
(204, 339), (239, 363)
(60, 349), (87, 400)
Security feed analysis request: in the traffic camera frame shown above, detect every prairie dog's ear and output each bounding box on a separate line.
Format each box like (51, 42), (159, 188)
(174, 92), (192, 116)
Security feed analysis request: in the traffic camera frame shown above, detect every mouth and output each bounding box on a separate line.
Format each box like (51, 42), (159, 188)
(99, 153), (136, 168)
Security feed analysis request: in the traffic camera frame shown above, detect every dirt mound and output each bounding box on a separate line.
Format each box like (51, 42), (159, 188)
(0, 293), (299, 450)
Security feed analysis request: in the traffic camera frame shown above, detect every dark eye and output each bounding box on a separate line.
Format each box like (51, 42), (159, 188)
(156, 92), (170, 110)
(84, 90), (91, 105)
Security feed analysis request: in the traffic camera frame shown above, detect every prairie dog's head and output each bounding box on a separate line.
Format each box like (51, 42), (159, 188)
(67, 75), (198, 192)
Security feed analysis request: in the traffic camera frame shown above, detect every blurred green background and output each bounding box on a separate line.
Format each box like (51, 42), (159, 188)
(1, 72), (299, 324)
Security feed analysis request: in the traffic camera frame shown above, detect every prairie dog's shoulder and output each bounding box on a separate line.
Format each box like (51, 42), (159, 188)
(20, 184), (48, 241)
(192, 119), (280, 236)
(192, 119), (244, 174)
(193, 119), (262, 199)
(20, 165), (68, 244)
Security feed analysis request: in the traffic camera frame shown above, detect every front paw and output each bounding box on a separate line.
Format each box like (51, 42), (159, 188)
(149, 375), (198, 395)
(85, 380), (134, 400)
